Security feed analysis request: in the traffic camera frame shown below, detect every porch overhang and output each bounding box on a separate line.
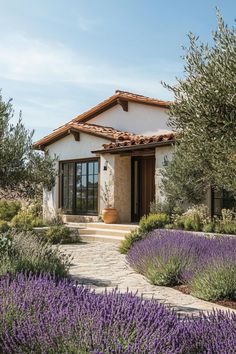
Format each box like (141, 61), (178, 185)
(91, 140), (175, 155)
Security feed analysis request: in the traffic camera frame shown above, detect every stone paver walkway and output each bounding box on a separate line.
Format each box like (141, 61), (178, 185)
(61, 241), (234, 316)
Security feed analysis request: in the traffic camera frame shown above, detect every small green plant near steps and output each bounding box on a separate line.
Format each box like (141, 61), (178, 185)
(44, 225), (72, 244)
(119, 213), (170, 254)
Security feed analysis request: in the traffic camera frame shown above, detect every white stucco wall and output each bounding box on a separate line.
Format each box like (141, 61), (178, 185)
(43, 132), (109, 220)
(47, 132), (108, 160)
(89, 102), (171, 135)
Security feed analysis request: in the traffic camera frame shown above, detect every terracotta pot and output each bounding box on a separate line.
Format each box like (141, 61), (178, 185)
(102, 208), (118, 224)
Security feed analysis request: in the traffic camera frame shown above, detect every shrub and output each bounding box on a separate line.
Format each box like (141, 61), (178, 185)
(164, 223), (174, 229)
(202, 222), (215, 233)
(0, 200), (21, 221)
(191, 263), (236, 301)
(146, 256), (184, 286)
(45, 214), (64, 226)
(213, 209), (236, 235)
(127, 230), (236, 300)
(0, 273), (236, 354)
(0, 220), (10, 233)
(0, 231), (70, 277)
(139, 213), (170, 234)
(0, 234), (12, 255)
(11, 210), (44, 231)
(127, 230), (200, 286)
(119, 229), (142, 254)
(119, 213), (170, 254)
(44, 225), (71, 244)
(174, 204), (210, 231)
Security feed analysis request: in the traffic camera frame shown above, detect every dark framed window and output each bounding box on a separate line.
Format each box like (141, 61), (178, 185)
(60, 159), (99, 215)
(211, 188), (236, 216)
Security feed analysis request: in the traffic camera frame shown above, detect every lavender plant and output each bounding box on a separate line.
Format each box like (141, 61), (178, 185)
(127, 230), (236, 300)
(0, 231), (70, 278)
(0, 273), (235, 353)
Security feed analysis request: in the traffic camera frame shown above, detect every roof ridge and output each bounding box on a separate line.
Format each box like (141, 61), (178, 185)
(115, 90), (147, 98)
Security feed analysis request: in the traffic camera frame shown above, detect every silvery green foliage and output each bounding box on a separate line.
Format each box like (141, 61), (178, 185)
(0, 92), (57, 199)
(0, 231), (70, 277)
(163, 11), (236, 205)
(127, 229), (236, 300)
(0, 273), (236, 353)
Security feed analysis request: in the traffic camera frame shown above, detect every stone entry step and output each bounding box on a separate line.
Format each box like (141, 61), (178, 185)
(79, 234), (124, 244)
(65, 222), (138, 243)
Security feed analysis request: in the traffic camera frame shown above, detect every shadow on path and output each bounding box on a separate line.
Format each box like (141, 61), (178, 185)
(70, 275), (112, 288)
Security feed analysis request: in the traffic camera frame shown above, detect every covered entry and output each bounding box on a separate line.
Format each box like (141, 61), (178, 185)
(92, 133), (175, 223)
(131, 156), (155, 221)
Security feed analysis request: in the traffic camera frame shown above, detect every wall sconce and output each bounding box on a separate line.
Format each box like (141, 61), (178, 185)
(103, 161), (108, 171)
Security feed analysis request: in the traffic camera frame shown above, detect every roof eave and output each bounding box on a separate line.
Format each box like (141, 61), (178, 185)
(91, 139), (175, 155)
(33, 126), (115, 151)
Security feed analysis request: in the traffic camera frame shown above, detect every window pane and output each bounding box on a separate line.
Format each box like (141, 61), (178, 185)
(82, 176), (87, 188)
(76, 175), (81, 189)
(88, 174), (93, 186)
(88, 162), (93, 174)
(94, 162), (98, 174)
(93, 174), (98, 187)
(82, 163), (87, 175)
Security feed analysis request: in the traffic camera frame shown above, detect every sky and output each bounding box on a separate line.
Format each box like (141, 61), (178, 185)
(0, 0), (235, 140)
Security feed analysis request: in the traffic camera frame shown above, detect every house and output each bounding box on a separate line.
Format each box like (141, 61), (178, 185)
(34, 90), (175, 222)
(34, 90), (230, 222)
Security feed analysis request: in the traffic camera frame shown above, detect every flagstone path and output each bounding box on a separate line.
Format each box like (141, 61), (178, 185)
(61, 241), (234, 316)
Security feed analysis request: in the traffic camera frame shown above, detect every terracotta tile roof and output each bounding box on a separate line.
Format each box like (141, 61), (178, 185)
(33, 122), (137, 149)
(33, 90), (172, 150)
(75, 123), (136, 141)
(102, 132), (175, 151)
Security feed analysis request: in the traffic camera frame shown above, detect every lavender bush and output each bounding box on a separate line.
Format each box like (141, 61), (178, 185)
(0, 273), (235, 353)
(127, 230), (236, 300)
(0, 231), (70, 278)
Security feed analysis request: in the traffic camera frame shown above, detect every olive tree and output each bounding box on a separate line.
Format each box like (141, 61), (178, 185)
(163, 12), (236, 206)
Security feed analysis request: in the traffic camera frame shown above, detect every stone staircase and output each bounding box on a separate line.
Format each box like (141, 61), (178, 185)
(65, 222), (138, 243)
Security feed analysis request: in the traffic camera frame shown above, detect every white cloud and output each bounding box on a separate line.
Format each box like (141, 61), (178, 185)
(0, 33), (177, 98)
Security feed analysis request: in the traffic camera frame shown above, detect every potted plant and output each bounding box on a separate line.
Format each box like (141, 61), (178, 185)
(101, 172), (118, 224)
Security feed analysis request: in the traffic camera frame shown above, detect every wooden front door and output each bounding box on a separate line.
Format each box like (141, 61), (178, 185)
(131, 156), (155, 221)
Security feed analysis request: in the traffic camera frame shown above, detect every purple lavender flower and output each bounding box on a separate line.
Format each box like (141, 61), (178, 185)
(127, 230), (236, 291)
(0, 273), (235, 353)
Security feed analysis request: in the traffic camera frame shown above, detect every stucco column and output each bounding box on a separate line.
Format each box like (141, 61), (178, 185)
(155, 146), (173, 204)
(99, 154), (131, 222)
(99, 154), (116, 213)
